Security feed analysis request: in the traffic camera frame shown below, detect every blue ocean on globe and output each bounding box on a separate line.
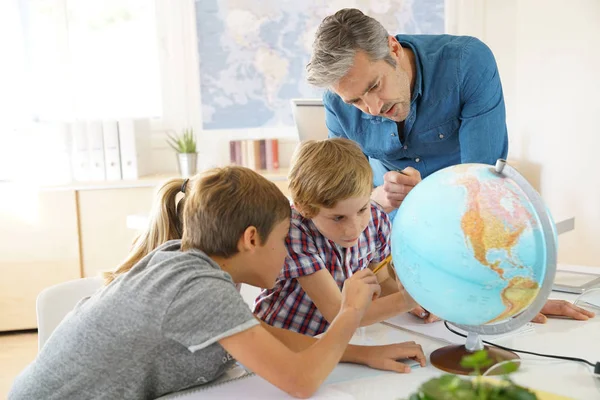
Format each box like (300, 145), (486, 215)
(392, 164), (551, 326)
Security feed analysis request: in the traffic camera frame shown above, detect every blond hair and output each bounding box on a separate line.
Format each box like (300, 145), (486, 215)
(289, 138), (373, 218)
(104, 166), (291, 284)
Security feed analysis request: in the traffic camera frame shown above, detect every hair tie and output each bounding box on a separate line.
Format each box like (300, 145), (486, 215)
(180, 179), (189, 194)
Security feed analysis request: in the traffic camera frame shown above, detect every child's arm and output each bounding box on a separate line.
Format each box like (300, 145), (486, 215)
(297, 269), (416, 326)
(257, 319), (425, 372)
(219, 270), (379, 398)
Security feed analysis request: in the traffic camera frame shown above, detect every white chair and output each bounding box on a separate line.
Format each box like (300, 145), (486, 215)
(36, 276), (104, 350)
(239, 283), (262, 309)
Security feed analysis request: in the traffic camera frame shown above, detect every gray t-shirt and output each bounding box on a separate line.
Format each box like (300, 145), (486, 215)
(9, 240), (258, 399)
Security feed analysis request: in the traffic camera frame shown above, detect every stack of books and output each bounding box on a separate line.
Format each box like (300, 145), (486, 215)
(229, 139), (279, 170)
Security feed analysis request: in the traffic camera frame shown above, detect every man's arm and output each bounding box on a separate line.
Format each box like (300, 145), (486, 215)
(458, 38), (508, 164)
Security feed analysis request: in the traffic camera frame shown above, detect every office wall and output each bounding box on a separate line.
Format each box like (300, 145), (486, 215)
(450, 0), (600, 266)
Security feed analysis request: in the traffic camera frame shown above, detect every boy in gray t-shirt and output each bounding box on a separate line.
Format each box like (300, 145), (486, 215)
(10, 166), (425, 399)
(10, 241), (258, 399)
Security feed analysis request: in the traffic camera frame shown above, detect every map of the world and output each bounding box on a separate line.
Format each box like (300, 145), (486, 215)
(195, 0), (444, 130)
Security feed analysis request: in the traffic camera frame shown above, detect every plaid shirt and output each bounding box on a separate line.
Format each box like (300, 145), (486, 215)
(253, 202), (391, 336)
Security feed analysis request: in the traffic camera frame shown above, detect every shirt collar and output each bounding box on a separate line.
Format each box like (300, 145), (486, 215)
(395, 35), (423, 103)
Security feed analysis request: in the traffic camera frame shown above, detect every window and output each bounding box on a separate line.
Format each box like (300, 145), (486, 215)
(0, 0), (162, 182)
(21, 0), (161, 121)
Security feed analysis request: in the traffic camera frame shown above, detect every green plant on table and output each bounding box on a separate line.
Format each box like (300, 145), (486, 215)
(406, 350), (537, 400)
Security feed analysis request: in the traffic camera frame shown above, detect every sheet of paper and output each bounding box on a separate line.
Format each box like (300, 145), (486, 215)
(384, 313), (535, 345)
(554, 270), (600, 286)
(581, 289), (600, 310)
(323, 358), (420, 386)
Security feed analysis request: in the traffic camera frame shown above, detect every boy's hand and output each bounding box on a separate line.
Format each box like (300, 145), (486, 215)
(361, 341), (427, 373)
(341, 269), (381, 317)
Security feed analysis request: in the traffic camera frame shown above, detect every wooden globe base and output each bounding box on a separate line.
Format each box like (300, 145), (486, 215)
(430, 345), (520, 375)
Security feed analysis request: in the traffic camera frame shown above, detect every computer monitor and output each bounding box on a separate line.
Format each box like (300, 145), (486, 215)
(290, 99), (329, 142)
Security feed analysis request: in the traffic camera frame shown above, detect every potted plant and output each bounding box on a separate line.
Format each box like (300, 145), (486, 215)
(167, 128), (197, 178)
(407, 350), (539, 400)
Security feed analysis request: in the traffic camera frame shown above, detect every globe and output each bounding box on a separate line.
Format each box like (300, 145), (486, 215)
(391, 160), (558, 374)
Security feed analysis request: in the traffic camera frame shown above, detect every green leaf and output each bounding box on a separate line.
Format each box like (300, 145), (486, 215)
(460, 350), (492, 369)
(501, 361), (519, 375)
(165, 128), (197, 153)
(419, 375), (477, 400)
(461, 351), (494, 378)
(404, 374), (541, 400)
(497, 383), (538, 400)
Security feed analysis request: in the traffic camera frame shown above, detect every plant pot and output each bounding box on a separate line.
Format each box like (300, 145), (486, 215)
(177, 153), (198, 178)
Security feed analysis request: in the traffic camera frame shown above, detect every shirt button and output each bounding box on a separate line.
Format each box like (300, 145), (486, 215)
(403, 145), (408, 150)
(391, 132), (397, 137)
(415, 158), (421, 163)
(439, 133), (444, 139)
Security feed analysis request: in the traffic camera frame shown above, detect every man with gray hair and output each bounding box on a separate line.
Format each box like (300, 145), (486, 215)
(307, 9), (595, 325)
(307, 8), (508, 215)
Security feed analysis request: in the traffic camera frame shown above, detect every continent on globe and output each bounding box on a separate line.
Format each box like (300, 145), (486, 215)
(392, 164), (549, 326)
(491, 276), (540, 323)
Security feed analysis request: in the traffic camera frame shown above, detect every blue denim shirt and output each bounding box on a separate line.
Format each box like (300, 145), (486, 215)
(324, 34), (508, 189)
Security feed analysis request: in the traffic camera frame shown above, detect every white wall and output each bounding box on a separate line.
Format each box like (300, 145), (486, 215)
(449, 0), (600, 266)
(514, 0), (600, 267)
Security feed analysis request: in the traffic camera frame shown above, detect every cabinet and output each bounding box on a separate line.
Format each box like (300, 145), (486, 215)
(0, 190), (81, 331)
(0, 170), (289, 332)
(78, 188), (154, 278)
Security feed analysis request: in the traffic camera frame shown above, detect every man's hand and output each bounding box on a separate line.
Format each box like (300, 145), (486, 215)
(371, 167), (421, 213)
(410, 306), (440, 324)
(360, 341), (426, 373)
(531, 299), (595, 323)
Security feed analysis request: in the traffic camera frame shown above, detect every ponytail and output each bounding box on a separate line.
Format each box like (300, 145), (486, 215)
(104, 178), (185, 285)
(104, 166), (291, 285)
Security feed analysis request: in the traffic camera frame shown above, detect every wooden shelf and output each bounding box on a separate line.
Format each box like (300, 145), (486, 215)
(27, 168), (290, 192)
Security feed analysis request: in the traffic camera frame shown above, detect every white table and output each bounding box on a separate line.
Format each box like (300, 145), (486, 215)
(167, 265), (599, 400)
(330, 302), (599, 399)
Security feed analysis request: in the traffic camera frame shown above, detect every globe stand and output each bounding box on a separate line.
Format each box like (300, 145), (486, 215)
(430, 331), (519, 375)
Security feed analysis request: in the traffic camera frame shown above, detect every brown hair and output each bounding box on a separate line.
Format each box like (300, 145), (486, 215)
(104, 166), (291, 284)
(289, 138), (373, 218)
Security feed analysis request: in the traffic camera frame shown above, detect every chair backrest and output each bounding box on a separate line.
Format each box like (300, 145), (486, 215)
(36, 276), (104, 350)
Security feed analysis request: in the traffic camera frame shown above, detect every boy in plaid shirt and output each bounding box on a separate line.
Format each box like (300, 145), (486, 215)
(254, 138), (417, 336)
